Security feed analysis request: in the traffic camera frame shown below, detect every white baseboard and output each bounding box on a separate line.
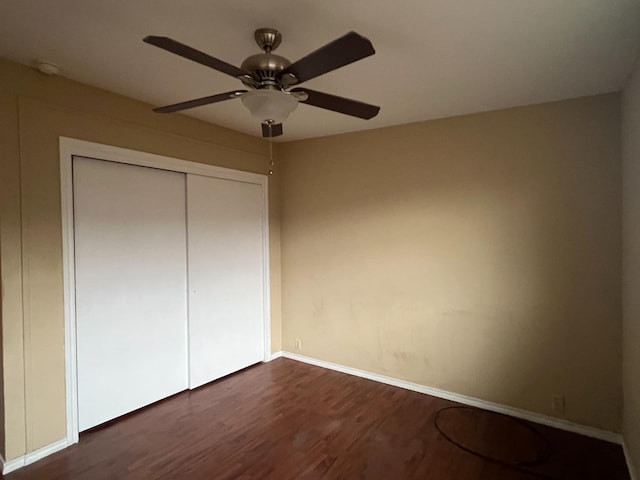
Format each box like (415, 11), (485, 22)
(274, 351), (623, 445)
(267, 350), (283, 361)
(625, 441), (638, 480)
(1, 450), (24, 475)
(1, 455), (25, 475)
(25, 438), (69, 466)
(1, 438), (69, 474)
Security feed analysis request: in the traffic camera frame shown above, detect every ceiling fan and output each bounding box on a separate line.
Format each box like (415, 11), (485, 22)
(143, 28), (380, 138)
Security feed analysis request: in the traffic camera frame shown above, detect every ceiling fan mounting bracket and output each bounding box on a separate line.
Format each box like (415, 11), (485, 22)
(254, 28), (282, 53)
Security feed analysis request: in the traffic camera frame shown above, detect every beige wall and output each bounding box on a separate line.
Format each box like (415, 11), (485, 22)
(0, 52), (626, 464)
(623, 55), (640, 478)
(278, 94), (622, 432)
(0, 58), (282, 461)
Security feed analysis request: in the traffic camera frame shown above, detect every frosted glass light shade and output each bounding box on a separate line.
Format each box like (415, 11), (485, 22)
(241, 89), (298, 124)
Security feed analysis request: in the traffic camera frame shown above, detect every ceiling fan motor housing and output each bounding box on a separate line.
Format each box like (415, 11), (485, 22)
(240, 53), (291, 88)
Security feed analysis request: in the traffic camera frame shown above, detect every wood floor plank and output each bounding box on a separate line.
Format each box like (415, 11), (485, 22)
(3, 358), (630, 479)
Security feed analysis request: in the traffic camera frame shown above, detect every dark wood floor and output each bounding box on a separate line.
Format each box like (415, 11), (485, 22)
(4, 358), (629, 479)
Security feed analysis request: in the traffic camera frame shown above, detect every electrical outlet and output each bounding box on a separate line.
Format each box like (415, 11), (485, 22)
(294, 339), (302, 351)
(552, 394), (565, 412)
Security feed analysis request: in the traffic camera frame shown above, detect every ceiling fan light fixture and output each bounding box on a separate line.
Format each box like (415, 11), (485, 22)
(240, 89), (298, 124)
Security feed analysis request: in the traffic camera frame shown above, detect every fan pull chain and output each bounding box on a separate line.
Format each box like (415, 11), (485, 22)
(268, 124), (275, 175)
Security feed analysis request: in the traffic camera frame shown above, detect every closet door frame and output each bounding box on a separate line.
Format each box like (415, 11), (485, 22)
(59, 137), (271, 445)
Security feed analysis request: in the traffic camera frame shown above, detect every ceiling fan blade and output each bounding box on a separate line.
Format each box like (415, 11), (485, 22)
(262, 123), (283, 138)
(290, 88), (380, 119)
(153, 90), (247, 113)
(280, 31), (375, 84)
(144, 36), (249, 78)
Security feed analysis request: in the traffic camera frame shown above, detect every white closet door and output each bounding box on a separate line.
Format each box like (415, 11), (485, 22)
(74, 157), (188, 431)
(187, 174), (265, 389)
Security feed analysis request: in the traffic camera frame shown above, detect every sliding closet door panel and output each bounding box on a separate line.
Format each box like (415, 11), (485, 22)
(74, 157), (188, 431)
(187, 174), (265, 388)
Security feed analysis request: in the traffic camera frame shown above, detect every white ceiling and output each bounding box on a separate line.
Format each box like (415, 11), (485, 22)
(1, 1), (639, 141)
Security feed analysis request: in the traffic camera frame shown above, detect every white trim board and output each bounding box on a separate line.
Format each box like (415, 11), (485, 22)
(59, 137), (266, 184)
(625, 441), (638, 480)
(274, 351), (623, 445)
(60, 137), (271, 448)
(1, 456), (24, 475)
(1, 439), (69, 475)
(268, 351), (284, 361)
